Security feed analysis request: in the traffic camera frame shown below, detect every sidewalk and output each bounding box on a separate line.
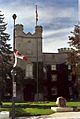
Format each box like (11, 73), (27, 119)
(16, 112), (80, 119)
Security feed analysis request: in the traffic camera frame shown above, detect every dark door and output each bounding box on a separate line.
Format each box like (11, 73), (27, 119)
(24, 84), (34, 101)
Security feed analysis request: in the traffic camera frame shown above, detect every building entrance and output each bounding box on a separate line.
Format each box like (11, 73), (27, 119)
(24, 84), (35, 101)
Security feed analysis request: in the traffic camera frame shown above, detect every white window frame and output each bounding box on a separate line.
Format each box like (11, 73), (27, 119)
(51, 65), (56, 70)
(68, 65), (71, 70)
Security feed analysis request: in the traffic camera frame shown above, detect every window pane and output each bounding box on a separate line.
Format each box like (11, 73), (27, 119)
(68, 65), (71, 70)
(51, 65), (56, 70)
(51, 74), (57, 81)
(68, 74), (72, 81)
(51, 87), (57, 96)
(26, 64), (33, 78)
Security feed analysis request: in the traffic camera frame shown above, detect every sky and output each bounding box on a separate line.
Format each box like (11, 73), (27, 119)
(0, 0), (79, 53)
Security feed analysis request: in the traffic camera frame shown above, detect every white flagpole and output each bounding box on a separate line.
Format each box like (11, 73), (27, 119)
(13, 55), (17, 67)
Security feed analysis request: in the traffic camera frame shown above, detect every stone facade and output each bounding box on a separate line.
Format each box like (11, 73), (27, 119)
(15, 24), (43, 68)
(14, 24), (79, 101)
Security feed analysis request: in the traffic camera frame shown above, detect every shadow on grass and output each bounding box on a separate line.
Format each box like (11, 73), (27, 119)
(0, 105), (54, 117)
(10, 108), (31, 117)
(2, 103), (56, 109)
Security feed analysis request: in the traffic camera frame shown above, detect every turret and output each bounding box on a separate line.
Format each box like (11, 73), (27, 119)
(35, 26), (43, 37)
(15, 24), (23, 36)
(58, 48), (74, 53)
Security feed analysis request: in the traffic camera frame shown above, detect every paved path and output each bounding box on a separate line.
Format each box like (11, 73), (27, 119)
(16, 112), (80, 119)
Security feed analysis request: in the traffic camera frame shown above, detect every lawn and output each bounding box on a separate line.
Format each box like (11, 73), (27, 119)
(0, 101), (80, 117)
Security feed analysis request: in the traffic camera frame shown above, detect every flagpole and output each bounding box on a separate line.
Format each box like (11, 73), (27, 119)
(78, 0), (80, 25)
(36, 5), (39, 101)
(36, 5), (38, 26)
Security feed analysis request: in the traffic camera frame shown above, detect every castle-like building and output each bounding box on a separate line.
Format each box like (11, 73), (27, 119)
(14, 24), (80, 101)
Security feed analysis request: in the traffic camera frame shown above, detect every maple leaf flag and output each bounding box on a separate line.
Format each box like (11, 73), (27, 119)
(13, 49), (28, 67)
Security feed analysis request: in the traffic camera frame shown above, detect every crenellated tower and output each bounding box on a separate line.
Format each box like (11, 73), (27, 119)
(15, 24), (43, 69)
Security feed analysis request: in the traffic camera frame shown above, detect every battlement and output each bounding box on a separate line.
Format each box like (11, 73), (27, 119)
(15, 24), (43, 37)
(58, 48), (74, 53)
(35, 26), (43, 37)
(15, 24), (24, 36)
(15, 24), (23, 31)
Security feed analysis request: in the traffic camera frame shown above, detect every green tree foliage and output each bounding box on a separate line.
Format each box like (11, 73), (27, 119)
(68, 25), (80, 66)
(0, 11), (12, 101)
(68, 25), (80, 49)
(0, 12), (12, 64)
(68, 25), (80, 99)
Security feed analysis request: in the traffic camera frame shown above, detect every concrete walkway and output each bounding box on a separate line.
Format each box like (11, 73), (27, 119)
(16, 112), (80, 119)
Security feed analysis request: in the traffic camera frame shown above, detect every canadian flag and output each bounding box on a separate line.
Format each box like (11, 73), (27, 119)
(13, 49), (28, 67)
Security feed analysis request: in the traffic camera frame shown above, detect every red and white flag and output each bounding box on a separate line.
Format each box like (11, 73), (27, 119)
(13, 49), (28, 67)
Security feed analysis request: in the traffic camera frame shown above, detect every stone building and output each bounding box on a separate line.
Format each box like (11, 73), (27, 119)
(14, 24), (79, 101)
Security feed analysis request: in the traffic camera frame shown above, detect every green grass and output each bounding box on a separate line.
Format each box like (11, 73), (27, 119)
(0, 101), (55, 117)
(66, 101), (80, 107)
(0, 101), (80, 117)
(2, 101), (56, 107)
(15, 108), (53, 117)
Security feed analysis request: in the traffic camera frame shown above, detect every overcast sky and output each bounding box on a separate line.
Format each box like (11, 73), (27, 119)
(0, 0), (79, 53)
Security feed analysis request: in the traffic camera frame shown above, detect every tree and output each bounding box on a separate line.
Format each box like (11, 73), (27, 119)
(68, 25), (80, 49)
(68, 25), (80, 99)
(0, 11), (12, 101)
(0, 12), (12, 64)
(68, 25), (80, 74)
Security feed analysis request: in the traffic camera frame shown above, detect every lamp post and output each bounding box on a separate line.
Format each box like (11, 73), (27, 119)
(12, 14), (17, 52)
(11, 14), (17, 119)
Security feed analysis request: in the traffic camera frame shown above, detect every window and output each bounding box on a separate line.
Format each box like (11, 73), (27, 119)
(43, 67), (47, 73)
(69, 87), (73, 96)
(77, 75), (80, 80)
(43, 87), (48, 96)
(43, 67), (47, 80)
(51, 87), (57, 96)
(51, 74), (57, 81)
(68, 74), (72, 81)
(51, 65), (56, 70)
(68, 65), (71, 70)
(26, 63), (33, 78)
